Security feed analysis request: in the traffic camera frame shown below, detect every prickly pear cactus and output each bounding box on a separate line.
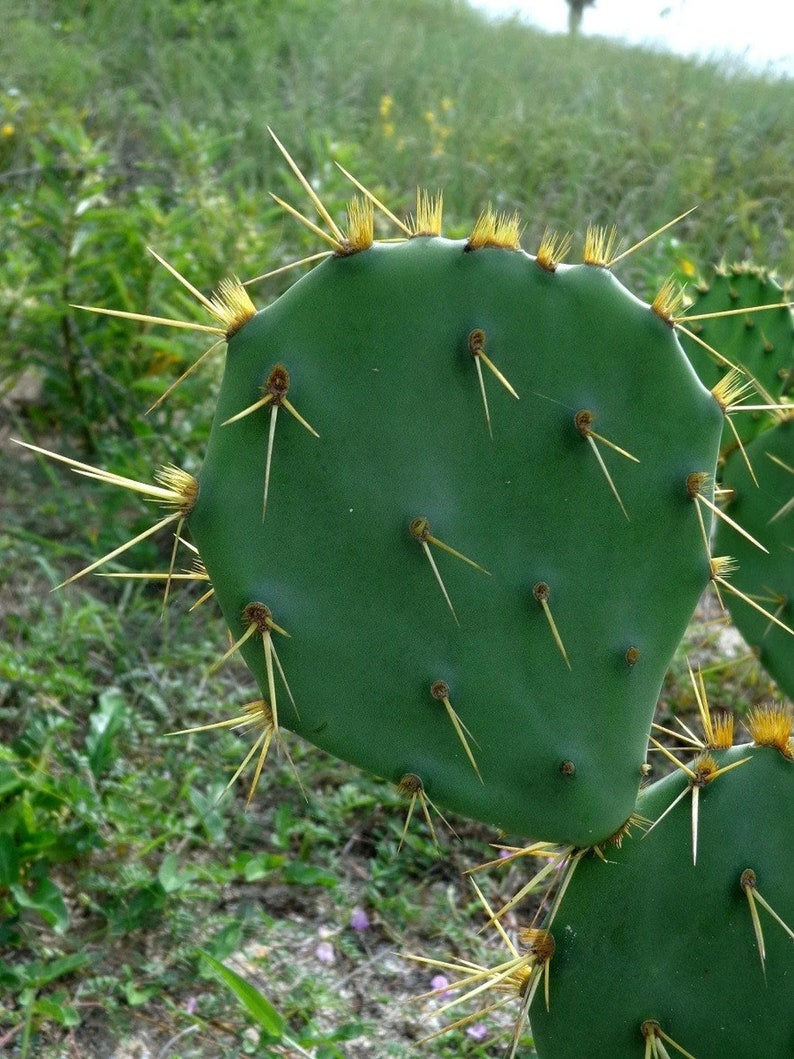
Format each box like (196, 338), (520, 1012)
(677, 263), (793, 456)
(529, 705), (794, 1059)
(181, 204), (728, 847)
(16, 143), (729, 848)
(715, 414), (794, 699)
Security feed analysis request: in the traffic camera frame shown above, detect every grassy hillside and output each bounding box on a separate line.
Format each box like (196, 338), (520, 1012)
(0, 2), (790, 1057)
(3, 0), (793, 272)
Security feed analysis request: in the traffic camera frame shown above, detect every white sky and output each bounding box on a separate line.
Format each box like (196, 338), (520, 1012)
(470, 0), (794, 77)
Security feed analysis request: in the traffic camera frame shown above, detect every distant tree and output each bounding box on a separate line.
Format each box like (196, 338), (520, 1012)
(566, 0), (596, 36)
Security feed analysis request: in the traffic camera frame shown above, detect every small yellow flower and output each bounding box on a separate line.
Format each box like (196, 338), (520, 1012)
(679, 256), (697, 277)
(381, 122), (395, 139)
(1, 123), (14, 138)
(424, 110), (436, 125)
(440, 97), (454, 113)
(379, 94), (393, 119)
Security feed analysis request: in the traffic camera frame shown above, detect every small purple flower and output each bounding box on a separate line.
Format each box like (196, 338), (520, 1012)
(498, 848), (512, 860)
(185, 996), (198, 1015)
(349, 906), (370, 931)
(466, 1022), (488, 1042)
(315, 941), (336, 964)
(430, 973), (452, 999)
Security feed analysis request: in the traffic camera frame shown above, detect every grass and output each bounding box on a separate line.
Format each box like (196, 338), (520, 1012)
(0, 0), (791, 1055)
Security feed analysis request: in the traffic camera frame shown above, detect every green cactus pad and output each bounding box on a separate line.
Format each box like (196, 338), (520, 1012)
(530, 738), (794, 1058)
(678, 263), (793, 455)
(187, 230), (723, 847)
(715, 415), (794, 698)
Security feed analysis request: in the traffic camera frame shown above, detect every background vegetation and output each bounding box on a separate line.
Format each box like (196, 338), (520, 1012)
(1, 0), (791, 1055)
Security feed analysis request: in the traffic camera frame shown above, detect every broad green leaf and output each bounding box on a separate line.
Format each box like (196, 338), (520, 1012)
(199, 951), (285, 1037)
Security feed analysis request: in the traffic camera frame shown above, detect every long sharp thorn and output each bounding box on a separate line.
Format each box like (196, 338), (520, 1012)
(222, 729), (268, 803)
(491, 851), (566, 922)
(273, 639), (298, 707)
(426, 534), (489, 574)
(674, 323), (739, 371)
(586, 434), (629, 519)
(691, 784), (700, 865)
(263, 632), (279, 735)
(161, 517), (185, 613)
(681, 301), (793, 323)
(421, 542), (459, 624)
(470, 878), (519, 957)
(334, 162), (410, 234)
(608, 207), (698, 266)
(686, 659), (712, 743)
(770, 494), (794, 523)
(473, 355), (493, 438)
(56, 512), (181, 589)
(656, 1026), (697, 1059)
(536, 595), (571, 670)
(71, 304), (225, 335)
(696, 493), (768, 552)
(268, 127), (344, 241)
(745, 885), (767, 976)
(652, 720), (703, 749)
(643, 785), (691, 839)
(169, 710), (253, 737)
(71, 467), (176, 499)
(648, 738), (698, 780)
(753, 889), (794, 943)
(148, 339), (225, 413)
(725, 415), (759, 487)
(418, 793), (440, 848)
(147, 247), (216, 314)
(268, 193), (344, 251)
(97, 571), (205, 582)
(507, 985), (534, 1059)
(542, 849), (584, 930)
(244, 251), (333, 287)
(270, 641), (297, 716)
(281, 396), (320, 437)
(415, 1002), (507, 1047)
(543, 598), (571, 669)
(434, 957), (527, 1019)
(398, 794), (417, 851)
(245, 727), (275, 808)
(768, 452), (794, 474)
(12, 441), (177, 501)
(223, 392), (274, 426)
(442, 698), (482, 782)
(587, 430), (640, 462)
(715, 578), (794, 636)
(477, 349), (519, 399)
(207, 622), (258, 675)
(263, 404), (278, 521)
(190, 587), (216, 611)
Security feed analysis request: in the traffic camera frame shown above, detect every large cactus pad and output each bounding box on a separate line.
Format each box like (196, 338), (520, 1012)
(715, 415), (794, 698)
(529, 729), (794, 1058)
(187, 230), (723, 846)
(678, 263), (793, 456)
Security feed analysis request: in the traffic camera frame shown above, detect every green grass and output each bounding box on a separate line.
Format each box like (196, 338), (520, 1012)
(0, 0), (790, 1055)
